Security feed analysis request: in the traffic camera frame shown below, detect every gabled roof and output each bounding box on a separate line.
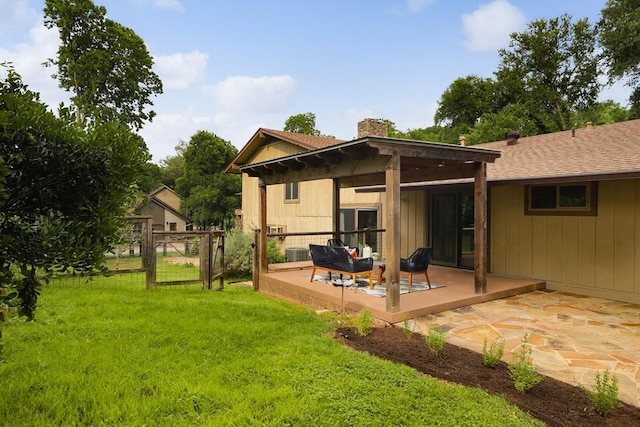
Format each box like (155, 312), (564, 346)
(145, 196), (192, 223)
(226, 128), (344, 173)
(480, 119), (640, 183)
(148, 184), (180, 198)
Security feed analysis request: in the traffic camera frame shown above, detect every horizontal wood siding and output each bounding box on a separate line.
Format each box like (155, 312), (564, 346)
(490, 180), (640, 304)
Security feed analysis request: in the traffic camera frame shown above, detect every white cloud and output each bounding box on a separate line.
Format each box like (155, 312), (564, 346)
(1, 23), (70, 109)
(406, 0), (436, 13)
(154, 0), (184, 12)
(154, 50), (208, 90)
(462, 0), (526, 52)
(0, 0), (35, 34)
(206, 75), (298, 113)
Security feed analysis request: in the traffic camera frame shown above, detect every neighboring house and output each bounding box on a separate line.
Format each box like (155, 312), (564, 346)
(138, 185), (192, 232)
(229, 119), (640, 305)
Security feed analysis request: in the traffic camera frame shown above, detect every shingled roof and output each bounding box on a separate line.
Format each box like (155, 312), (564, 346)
(480, 119), (640, 183)
(226, 128), (344, 173)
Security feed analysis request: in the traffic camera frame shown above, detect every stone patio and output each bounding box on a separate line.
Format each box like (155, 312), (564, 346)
(410, 290), (640, 407)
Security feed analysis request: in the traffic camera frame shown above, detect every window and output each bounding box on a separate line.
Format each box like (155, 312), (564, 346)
(525, 182), (597, 215)
(169, 222), (177, 231)
(285, 182), (299, 202)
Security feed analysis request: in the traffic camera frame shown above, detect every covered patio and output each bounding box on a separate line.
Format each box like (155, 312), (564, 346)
(238, 135), (544, 317)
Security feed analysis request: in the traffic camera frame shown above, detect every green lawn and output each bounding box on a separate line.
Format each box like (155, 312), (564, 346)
(0, 278), (543, 426)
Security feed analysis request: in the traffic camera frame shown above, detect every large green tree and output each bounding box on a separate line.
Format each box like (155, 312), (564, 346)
(283, 112), (322, 136)
(598, 0), (640, 118)
(43, 0), (163, 130)
(0, 68), (148, 321)
(434, 75), (498, 130)
(496, 14), (601, 132)
(176, 131), (240, 229)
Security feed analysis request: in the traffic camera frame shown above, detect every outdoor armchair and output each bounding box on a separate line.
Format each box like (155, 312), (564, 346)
(309, 244), (373, 287)
(400, 247), (432, 292)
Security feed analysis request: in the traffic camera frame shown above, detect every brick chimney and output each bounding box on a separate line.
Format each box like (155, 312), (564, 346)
(505, 130), (520, 145)
(357, 118), (388, 138)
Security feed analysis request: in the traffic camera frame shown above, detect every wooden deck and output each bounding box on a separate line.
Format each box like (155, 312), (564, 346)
(256, 264), (546, 323)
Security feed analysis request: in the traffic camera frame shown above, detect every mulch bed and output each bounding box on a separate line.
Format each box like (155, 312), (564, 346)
(335, 326), (640, 427)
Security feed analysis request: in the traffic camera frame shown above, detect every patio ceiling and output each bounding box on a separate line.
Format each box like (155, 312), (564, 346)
(238, 136), (501, 187)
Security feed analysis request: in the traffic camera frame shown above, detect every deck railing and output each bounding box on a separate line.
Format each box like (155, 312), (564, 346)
(262, 228), (386, 271)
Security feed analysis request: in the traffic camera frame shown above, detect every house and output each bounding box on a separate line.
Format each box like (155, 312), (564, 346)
(138, 185), (192, 232)
(228, 118), (640, 305)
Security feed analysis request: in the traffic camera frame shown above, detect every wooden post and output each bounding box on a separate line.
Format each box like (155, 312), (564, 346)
(217, 232), (225, 290)
(385, 152), (401, 312)
(200, 232), (211, 290)
(259, 179), (268, 272)
(474, 162), (488, 294)
(144, 217), (155, 289)
(252, 228), (260, 291)
(332, 178), (341, 239)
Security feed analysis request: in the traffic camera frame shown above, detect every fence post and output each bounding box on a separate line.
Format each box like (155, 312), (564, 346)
(144, 217), (155, 289)
(218, 232), (225, 290)
(201, 232), (211, 290)
(252, 228), (260, 291)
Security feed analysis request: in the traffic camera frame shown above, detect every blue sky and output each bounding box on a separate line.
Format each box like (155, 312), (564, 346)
(0, 0), (628, 162)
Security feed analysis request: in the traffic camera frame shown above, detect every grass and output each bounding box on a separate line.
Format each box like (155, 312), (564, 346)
(0, 278), (544, 426)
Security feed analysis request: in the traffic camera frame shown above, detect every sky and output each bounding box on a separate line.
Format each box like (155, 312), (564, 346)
(0, 0), (629, 163)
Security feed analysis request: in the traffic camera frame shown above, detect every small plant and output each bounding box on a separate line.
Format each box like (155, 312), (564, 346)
(508, 333), (543, 392)
(402, 317), (414, 339)
(426, 326), (446, 357)
(482, 337), (505, 368)
(357, 309), (374, 336)
(582, 371), (621, 416)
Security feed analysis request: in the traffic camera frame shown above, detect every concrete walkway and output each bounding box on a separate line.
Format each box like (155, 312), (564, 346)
(410, 290), (640, 407)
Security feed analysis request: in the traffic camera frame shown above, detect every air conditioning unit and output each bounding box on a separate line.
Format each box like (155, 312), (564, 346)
(285, 247), (309, 262)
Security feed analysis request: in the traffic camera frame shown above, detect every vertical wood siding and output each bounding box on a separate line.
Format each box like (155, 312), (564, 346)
(490, 180), (640, 303)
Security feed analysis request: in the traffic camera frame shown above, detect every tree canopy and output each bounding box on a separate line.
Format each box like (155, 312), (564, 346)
(176, 131), (241, 229)
(0, 68), (148, 320)
(43, 0), (163, 131)
(283, 112), (322, 136)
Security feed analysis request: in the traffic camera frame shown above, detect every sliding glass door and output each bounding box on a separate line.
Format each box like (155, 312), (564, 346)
(430, 192), (474, 268)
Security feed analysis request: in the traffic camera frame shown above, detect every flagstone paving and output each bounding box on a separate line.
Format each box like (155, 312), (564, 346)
(410, 290), (640, 407)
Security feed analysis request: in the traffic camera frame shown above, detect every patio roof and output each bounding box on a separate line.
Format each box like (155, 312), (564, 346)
(238, 136), (501, 187)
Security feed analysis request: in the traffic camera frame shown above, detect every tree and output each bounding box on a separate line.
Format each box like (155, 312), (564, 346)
(0, 68), (148, 321)
(176, 131), (241, 229)
(598, 0), (640, 87)
(434, 75), (498, 130)
(283, 112), (321, 136)
(598, 0), (640, 115)
(496, 14), (601, 131)
(43, 0), (163, 131)
(159, 141), (187, 189)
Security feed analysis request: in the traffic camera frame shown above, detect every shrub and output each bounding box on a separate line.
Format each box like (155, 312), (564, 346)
(508, 333), (543, 392)
(223, 228), (253, 278)
(402, 317), (414, 339)
(426, 326), (446, 357)
(357, 309), (374, 336)
(482, 338), (505, 368)
(224, 229), (285, 278)
(582, 371), (621, 416)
